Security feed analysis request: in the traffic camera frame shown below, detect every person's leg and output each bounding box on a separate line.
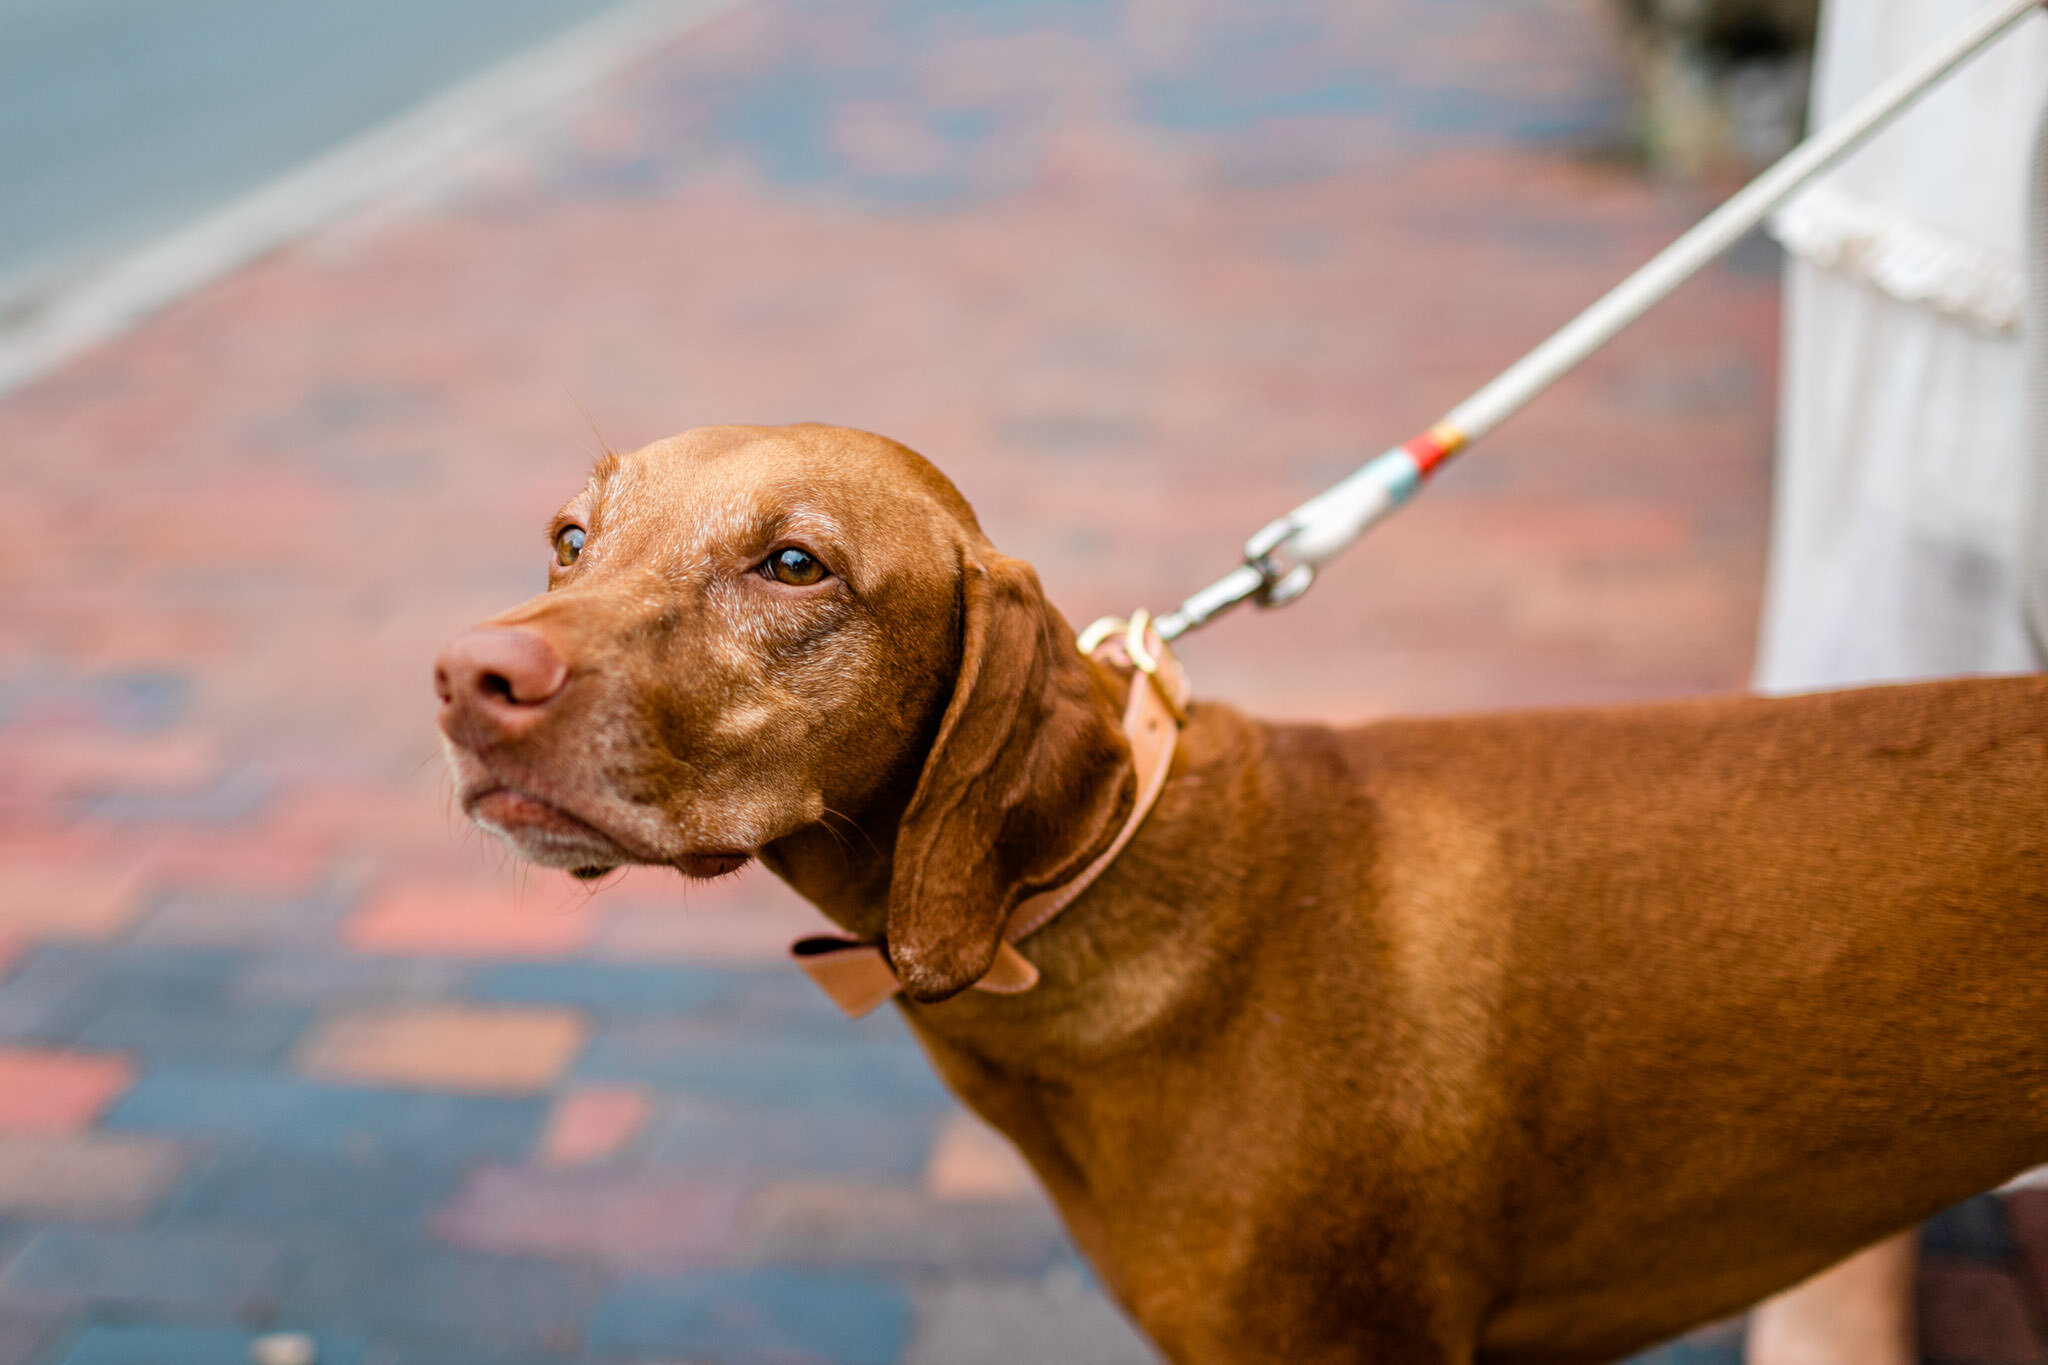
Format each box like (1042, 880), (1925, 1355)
(1744, 1232), (1917, 1365)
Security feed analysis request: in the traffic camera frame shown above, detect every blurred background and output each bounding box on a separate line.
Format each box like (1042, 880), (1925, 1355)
(0, 0), (2042, 1361)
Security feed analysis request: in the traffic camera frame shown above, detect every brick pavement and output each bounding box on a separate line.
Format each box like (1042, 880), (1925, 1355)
(0, 0), (2039, 1361)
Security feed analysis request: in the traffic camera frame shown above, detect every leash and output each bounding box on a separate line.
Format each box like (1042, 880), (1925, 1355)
(790, 0), (2043, 1015)
(1151, 0), (2048, 644)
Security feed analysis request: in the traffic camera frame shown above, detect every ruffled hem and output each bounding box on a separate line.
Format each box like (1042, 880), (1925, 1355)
(1770, 183), (2026, 337)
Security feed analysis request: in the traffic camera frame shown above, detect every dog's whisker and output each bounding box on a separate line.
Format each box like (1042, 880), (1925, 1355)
(813, 813), (855, 860)
(563, 384), (615, 460)
(821, 806), (882, 860)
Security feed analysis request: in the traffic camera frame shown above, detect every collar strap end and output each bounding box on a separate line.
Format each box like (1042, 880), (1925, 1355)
(792, 937), (1042, 1018)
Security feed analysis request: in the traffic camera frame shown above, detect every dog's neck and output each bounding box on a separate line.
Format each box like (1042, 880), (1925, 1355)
(758, 803), (906, 944)
(759, 641), (1136, 942)
(763, 637), (1134, 916)
(759, 691), (1289, 1300)
(762, 683), (1278, 1062)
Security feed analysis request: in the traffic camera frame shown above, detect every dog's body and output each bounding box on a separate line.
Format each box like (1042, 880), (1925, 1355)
(438, 425), (2048, 1364)
(896, 683), (2048, 1363)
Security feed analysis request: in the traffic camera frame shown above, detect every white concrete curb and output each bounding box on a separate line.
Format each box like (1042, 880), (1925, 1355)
(0, 0), (745, 398)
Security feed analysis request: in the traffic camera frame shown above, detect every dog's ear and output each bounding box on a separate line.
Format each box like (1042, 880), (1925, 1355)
(886, 549), (1133, 1003)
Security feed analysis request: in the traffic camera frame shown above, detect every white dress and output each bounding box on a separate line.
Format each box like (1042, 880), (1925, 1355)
(1753, 0), (2048, 693)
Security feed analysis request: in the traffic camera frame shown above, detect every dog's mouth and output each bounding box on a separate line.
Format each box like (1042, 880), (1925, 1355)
(673, 851), (751, 879)
(467, 787), (630, 872)
(464, 786), (750, 880)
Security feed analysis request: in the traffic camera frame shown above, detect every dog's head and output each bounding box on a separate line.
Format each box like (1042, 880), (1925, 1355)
(436, 424), (1133, 999)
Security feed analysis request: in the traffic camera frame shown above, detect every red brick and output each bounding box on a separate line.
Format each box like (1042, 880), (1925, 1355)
(0, 827), (107, 866)
(0, 1047), (136, 1132)
(924, 1112), (1038, 1204)
(538, 1086), (650, 1167)
(738, 1180), (1064, 1273)
(0, 1134), (184, 1219)
(0, 858), (148, 942)
(270, 781), (457, 854)
(589, 873), (833, 964)
(0, 730), (222, 796)
(343, 883), (596, 958)
(297, 1005), (587, 1093)
(135, 826), (333, 898)
(434, 1165), (749, 1267)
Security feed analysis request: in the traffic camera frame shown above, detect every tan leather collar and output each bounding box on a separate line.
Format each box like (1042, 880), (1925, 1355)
(791, 613), (1192, 1018)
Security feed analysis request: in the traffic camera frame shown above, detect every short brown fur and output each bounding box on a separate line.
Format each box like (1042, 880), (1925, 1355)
(438, 425), (2048, 1364)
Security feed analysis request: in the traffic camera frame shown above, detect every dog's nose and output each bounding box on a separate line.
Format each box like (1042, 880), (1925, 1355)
(435, 627), (568, 743)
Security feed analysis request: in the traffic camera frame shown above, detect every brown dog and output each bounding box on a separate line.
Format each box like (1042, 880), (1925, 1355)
(436, 423), (2048, 1364)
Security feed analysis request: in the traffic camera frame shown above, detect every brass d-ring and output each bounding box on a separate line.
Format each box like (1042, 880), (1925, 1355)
(1076, 615), (1127, 657)
(1124, 608), (1159, 675)
(1124, 608), (1188, 724)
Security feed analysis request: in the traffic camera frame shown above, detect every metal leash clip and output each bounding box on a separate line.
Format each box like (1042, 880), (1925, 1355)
(1150, 436), (1441, 641)
(1242, 516), (1317, 608)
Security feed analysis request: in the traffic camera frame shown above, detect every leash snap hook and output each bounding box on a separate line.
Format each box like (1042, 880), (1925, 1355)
(1242, 517), (1316, 608)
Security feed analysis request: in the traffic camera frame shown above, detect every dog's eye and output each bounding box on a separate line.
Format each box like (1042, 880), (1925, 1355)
(764, 547), (827, 586)
(554, 526), (585, 567)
